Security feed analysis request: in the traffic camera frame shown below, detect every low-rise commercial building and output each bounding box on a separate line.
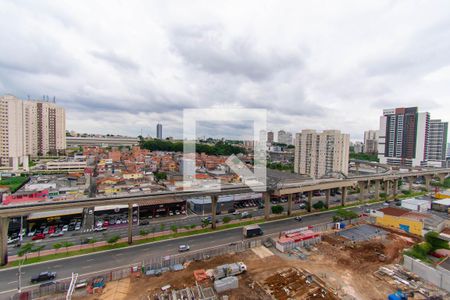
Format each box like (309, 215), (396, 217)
(375, 207), (445, 236)
(401, 198), (431, 212)
(431, 199), (450, 213)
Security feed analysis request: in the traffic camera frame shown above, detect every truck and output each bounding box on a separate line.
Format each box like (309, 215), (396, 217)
(213, 262), (247, 280)
(242, 224), (263, 238)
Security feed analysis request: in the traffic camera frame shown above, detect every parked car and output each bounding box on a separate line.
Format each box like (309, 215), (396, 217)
(139, 220), (149, 226)
(31, 272), (56, 284)
(228, 208), (236, 214)
(27, 230), (36, 237)
(62, 225), (69, 232)
(103, 220), (109, 227)
(178, 244), (190, 252)
(32, 233), (45, 240)
(49, 231), (64, 238)
(43, 227), (49, 234)
(94, 226), (107, 232)
(75, 223), (81, 231)
(7, 237), (19, 244)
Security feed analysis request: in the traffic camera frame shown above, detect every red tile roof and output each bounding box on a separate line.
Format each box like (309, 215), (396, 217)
(378, 207), (410, 217)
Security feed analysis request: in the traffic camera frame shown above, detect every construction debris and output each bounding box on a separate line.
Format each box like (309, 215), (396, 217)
(262, 267), (338, 300)
(214, 276), (239, 293)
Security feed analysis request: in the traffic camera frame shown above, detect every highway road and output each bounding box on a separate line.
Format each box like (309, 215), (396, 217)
(6, 193), (363, 256)
(0, 201), (384, 296)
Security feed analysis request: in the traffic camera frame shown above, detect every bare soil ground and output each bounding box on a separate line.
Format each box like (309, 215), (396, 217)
(79, 231), (417, 300)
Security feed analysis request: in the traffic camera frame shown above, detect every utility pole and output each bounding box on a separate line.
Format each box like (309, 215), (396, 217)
(17, 256), (26, 293)
(66, 272), (78, 300)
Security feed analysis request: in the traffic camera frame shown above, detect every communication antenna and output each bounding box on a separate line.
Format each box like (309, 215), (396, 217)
(53, 96), (56, 103)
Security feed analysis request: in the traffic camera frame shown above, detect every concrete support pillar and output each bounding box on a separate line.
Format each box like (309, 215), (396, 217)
(384, 180), (390, 196)
(287, 194), (293, 216)
(408, 177), (414, 191)
(356, 163), (360, 176)
(341, 187), (347, 206)
(0, 217), (9, 266)
(264, 192), (270, 220)
(307, 191), (312, 212)
(211, 195), (218, 229)
(358, 182), (366, 201)
(424, 175), (432, 191)
(437, 174), (446, 184)
(374, 180), (380, 200)
(127, 204), (133, 244)
(393, 179), (398, 198)
(325, 189), (330, 209)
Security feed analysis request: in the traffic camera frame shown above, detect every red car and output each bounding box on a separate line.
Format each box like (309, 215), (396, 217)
(48, 226), (55, 234)
(32, 233), (45, 240)
(103, 220), (109, 227)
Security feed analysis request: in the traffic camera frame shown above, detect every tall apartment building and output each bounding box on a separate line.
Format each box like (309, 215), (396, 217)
(427, 119), (448, 167)
(0, 95), (66, 168)
(378, 107), (430, 167)
(363, 130), (378, 154)
(294, 130), (349, 179)
(156, 123), (163, 139)
(277, 130), (293, 145)
(267, 131), (274, 143)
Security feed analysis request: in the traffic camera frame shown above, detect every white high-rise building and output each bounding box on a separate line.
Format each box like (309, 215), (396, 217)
(378, 107), (431, 167)
(277, 130), (293, 145)
(428, 119), (448, 167)
(363, 130), (378, 154)
(294, 129), (349, 179)
(0, 95), (66, 168)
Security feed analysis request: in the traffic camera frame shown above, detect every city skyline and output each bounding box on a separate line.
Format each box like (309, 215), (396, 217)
(1, 1), (450, 140)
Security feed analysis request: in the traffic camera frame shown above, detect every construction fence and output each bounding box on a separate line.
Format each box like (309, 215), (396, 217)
(11, 239), (262, 300)
(403, 255), (450, 292)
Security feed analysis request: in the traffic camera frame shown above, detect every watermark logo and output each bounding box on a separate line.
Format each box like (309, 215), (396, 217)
(182, 108), (267, 192)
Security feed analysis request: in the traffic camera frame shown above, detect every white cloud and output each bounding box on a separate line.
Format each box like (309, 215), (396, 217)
(0, 0), (450, 141)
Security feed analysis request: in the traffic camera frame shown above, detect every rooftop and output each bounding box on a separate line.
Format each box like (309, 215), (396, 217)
(433, 198), (450, 206)
(378, 207), (410, 217)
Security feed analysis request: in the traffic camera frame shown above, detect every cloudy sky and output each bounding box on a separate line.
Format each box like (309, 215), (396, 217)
(1, 1), (450, 141)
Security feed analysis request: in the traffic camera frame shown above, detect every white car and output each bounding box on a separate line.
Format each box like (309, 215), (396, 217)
(7, 237), (19, 244)
(96, 220), (103, 227)
(62, 225), (69, 232)
(28, 230), (36, 237)
(178, 244), (190, 252)
(75, 224), (81, 231)
(115, 219), (122, 225)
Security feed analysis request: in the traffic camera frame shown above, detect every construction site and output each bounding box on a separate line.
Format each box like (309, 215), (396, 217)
(56, 221), (447, 300)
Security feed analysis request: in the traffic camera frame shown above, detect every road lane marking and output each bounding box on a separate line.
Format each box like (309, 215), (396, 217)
(86, 258), (95, 262)
(7, 281), (18, 284)
(53, 265), (62, 268)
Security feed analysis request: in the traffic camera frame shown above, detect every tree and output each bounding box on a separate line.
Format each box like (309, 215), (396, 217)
(312, 201), (325, 210)
(88, 238), (98, 250)
(160, 223), (166, 232)
(190, 224), (196, 229)
(425, 231), (450, 250)
(170, 225), (178, 234)
(154, 172), (167, 182)
(333, 208), (358, 222)
(107, 235), (120, 246)
(271, 205), (284, 214)
(139, 229), (149, 237)
(222, 216), (231, 224)
(32, 245), (45, 258)
(18, 243), (34, 258)
(53, 243), (62, 254)
(61, 241), (74, 254)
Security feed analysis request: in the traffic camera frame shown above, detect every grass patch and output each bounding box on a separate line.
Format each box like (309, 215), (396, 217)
(3, 199), (386, 268)
(0, 176), (29, 192)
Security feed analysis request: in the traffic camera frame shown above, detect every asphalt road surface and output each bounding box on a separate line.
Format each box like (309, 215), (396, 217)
(7, 193), (363, 256)
(0, 201), (384, 297)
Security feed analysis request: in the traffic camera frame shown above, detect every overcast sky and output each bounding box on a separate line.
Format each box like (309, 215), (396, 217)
(1, 1), (450, 141)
